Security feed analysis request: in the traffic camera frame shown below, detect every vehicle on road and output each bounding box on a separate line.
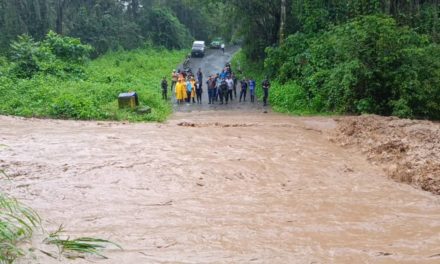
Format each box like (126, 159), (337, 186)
(191, 41), (206, 57)
(210, 37), (224, 49)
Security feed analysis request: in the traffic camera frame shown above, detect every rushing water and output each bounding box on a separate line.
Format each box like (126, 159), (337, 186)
(1, 112), (439, 263)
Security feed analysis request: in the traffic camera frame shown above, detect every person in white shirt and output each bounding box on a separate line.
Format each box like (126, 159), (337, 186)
(226, 76), (234, 101)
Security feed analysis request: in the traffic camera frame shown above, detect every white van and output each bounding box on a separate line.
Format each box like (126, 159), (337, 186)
(191, 41), (206, 57)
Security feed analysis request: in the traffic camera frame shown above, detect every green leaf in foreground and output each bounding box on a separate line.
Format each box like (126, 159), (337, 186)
(44, 225), (122, 260)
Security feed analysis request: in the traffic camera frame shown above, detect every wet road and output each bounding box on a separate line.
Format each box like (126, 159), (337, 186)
(173, 47), (266, 113)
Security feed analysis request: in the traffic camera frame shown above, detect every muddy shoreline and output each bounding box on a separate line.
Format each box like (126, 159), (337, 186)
(333, 115), (440, 195)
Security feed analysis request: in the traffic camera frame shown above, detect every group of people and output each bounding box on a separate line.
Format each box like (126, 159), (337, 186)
(161, 63), (271, 106)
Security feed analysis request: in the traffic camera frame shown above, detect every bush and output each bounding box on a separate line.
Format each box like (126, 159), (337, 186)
(9, 32), (92, 78)
(265, 15), (440, 119)
(0, 48), (185, 122)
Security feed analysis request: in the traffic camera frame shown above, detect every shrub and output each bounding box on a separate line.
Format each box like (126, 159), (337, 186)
(265, 15), (440, 119)
(9, 32), (92, 79)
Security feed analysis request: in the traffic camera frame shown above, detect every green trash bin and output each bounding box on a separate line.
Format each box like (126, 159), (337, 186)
(118, 92), (139, 109)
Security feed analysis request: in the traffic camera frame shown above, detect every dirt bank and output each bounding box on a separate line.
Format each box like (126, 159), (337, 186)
(333, 115), (440, 195)
(1, 113), (440, 263)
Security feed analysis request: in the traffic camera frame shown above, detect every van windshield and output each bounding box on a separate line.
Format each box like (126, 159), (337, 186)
(193, 44), (204, 48)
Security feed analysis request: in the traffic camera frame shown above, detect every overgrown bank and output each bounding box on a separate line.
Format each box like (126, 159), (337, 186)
(0, 33), (185, 122)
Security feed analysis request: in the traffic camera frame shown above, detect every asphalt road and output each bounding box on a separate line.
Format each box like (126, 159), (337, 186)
(173, 46), (268, 113)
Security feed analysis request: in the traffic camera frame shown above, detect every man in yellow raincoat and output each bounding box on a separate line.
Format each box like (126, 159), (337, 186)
(175, 77), (187, 104)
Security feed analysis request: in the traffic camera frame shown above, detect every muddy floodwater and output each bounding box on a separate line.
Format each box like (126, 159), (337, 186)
(1, 111), (439, 264)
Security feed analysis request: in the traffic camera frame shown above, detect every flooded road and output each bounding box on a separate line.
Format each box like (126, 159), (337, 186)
(1, 47), (440, 263)
(1, 112), (440, 263)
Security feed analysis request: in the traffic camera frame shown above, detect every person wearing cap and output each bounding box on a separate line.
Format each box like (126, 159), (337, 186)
(171, 70), (178, 92)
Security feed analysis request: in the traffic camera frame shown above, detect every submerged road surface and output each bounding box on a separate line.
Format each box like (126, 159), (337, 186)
(1, 113), (439, 263)
(1, 48), (439, 263)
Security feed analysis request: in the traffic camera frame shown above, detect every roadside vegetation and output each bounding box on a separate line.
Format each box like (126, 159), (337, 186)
(0, 32), (186, 122)
(226, 1), (440, 120)
(232, 50), (320, 116)
(264, 15), (440, 119)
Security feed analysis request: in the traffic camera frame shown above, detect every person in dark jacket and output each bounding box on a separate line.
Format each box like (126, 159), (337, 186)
(249, 78), (256, 103)
(161, 77), (168, 100)
(207, 76), (213, 104)
(262, 77), (271, 106)
(195, 80), (203, 104)
(219, 78), (228, 104)
(239, 78), (248, 102)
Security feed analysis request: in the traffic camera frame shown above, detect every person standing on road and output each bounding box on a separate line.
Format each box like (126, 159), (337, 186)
(239, 77), (248, 102)
(220, 78), (228, 105)
(226, 76), (234, 101)
(190, 77), (196, 103)
(232, 72), (237, 98)
(262, 77), (271, 106)
(195, 80), (203, 104)
(176, 77), (187, 104)
(186, 78), (193, 103)
(207, 76), (215, 104)
(249, 78), (256, 103)
(221, 43), (225, 54)
(171, 70), (178, 92)
(214, 73), (220, 102)
(161, 76), (168, 100)
(197, 68), (203, 89)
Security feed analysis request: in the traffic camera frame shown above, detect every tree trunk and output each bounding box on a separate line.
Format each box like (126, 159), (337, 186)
(56, 0), (64, 34)
(279, 0), (286, 44)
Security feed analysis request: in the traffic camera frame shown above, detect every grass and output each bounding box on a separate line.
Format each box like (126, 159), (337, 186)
(43, 225), (121, 260)
(0, 48), (187, 122)
(0, 194), (40, 263)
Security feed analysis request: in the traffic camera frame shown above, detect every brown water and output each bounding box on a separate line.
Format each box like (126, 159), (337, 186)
(1, 112), (439, 263)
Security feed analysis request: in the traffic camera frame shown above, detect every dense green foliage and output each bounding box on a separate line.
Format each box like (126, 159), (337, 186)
(215, 0), (439, 60)
(266, 16), (440, 119)
(1, 0), (439, 120)
(225, 1), (440, 120)
(0, 33), (185, 121)
(0, 0), (226, 56)
(8, 31), (92, 78)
